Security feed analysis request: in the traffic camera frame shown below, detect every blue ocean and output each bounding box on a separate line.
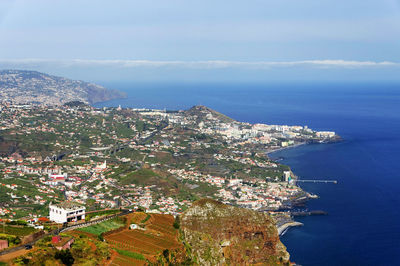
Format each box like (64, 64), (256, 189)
(95, 81), (400, 265)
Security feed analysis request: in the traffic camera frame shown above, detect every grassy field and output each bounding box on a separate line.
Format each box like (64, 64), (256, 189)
(1, 225), (37, 236)
(120, 168), (158, 185)
(85, 209), (120, 221)
(114, 248), (145, 260)
(77, 218), (125, 236)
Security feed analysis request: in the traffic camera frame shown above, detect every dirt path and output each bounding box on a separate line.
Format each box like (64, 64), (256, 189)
(105, 249), (119, 266)
(0, 247), (35, 263)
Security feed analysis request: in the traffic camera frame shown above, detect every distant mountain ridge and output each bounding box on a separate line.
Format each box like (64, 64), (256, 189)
(0, 70), (126, 105)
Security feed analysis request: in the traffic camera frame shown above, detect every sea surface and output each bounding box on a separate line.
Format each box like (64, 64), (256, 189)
(95, 81), (400, 265)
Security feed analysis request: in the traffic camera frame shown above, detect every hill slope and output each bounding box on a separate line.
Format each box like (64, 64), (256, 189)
(185, 105), (235, 123)
(0, 70), (126, 105)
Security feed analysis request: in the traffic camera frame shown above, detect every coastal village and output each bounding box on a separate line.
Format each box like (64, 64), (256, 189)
(0, 102), (337, 219)
(0, 101), (338, 264)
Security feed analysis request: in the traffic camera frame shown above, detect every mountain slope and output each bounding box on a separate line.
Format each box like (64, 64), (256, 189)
(0, 70), (126, 105)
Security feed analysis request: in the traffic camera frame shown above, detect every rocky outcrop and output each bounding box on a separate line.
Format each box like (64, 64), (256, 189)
(180, 199), (291, 265)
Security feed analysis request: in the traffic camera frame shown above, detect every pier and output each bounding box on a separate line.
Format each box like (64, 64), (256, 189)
(291, 210), (328, 216)
(295, 179), (338, 184)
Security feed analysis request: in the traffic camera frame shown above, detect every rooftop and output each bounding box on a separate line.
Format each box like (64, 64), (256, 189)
(50, 201), (85, 210)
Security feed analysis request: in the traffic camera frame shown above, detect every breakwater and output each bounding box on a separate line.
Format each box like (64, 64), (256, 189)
(291, 210), (328, 217)
(278, 222), (303, 236)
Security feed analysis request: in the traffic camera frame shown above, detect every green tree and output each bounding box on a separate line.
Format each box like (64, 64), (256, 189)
(173, 216), (180, 229)
(55, 249), (74, 266)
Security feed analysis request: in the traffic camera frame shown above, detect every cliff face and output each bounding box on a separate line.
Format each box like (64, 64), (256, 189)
(180, 199), (291, 265)
(0, 70), (126, 105)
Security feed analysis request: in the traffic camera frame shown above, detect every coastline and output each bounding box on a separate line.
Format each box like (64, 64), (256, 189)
(268, 142), (316, 239)
(266, 142), (306, 156)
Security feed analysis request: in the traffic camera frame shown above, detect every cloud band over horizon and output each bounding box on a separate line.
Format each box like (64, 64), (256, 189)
(0, 59), (398, 70)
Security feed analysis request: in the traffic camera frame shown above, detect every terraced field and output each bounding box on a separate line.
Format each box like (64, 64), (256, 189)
(106, 213), (183, 264)
(128, 212), (148, 224)
(110, 254), (146, 266)
(146, 214), (177, 237)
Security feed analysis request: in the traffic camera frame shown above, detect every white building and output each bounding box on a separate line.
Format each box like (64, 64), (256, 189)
(46, 174), (67, 186)
(229, 179), (242, 187)
(316, 131), (335, 138)
(283, 171), (291, 182)
(94, 160), (107, 172)
(49, 202), (86, 223)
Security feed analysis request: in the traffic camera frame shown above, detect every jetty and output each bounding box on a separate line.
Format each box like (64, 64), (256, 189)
(291, 210), (328, 216)
(278, 221), (303, 236)
(295, 179), (337, 184)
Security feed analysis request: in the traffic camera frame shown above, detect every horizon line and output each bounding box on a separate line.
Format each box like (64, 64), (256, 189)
(0, 58), (398, 69)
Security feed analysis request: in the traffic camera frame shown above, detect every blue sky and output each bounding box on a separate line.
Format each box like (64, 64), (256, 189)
(0, 0), (399, 82)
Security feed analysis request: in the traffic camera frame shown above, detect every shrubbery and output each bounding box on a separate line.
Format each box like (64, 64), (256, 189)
(173, 216), (180, 229)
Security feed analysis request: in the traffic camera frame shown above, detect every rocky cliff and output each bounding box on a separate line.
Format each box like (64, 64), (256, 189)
(180, 199), (291, 265)
(0, 70), (126, 105)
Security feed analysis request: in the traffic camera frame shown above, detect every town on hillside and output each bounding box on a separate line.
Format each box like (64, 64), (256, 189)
(0, 101), (338, 264)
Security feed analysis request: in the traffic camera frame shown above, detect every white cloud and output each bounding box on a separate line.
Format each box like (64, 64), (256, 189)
(0, 58), (398, 70)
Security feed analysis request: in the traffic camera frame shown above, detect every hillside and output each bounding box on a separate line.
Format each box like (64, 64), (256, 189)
(185, 105), (235, 124)
(0, 70), (126, 105)
(7, 212), (188, 265)
(7, 203), (290, 265)
(180, 199), (291, 265)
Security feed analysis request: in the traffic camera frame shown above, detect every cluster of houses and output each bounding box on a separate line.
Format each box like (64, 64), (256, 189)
(218, 178), (302, 210)
(153, 196), (191, 214)
(213, 153), (278, 168)
(168, 169), (226, 187)
(0, 103), (337, 222)
(168, 168), (302, 211)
